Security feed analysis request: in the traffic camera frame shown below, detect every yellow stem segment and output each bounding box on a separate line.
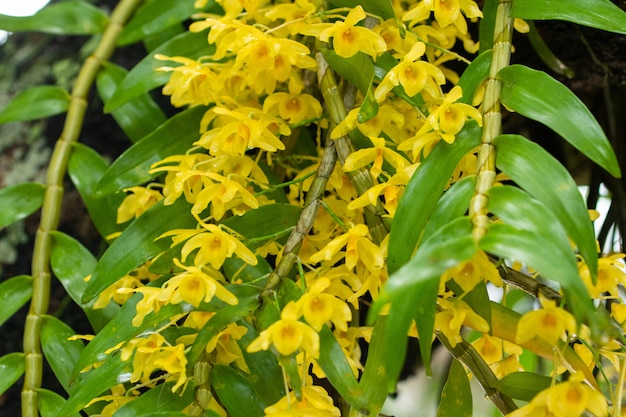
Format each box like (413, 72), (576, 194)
(21, 1), (143, 416)
(469, 0), (514, 241)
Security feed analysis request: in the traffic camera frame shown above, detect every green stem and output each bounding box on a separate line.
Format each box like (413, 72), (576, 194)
(21, 1), (143, 416)
(469, 0), (514, 242)
(262, 130), (338, 296)
(315, 52), (388, 245)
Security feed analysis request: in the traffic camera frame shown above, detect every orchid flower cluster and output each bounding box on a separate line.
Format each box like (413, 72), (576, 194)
(79, 1), (626, 416)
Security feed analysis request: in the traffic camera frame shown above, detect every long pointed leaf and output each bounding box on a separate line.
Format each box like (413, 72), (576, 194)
(0, 86), (69, 124)
(498, 66), (620, 178)
(41, 315), (85, 394)
(0, 1), (108, 35)
(68, 143), (125, 239)
(511, 0), (626, 35)
(0, 275), (32, 327)
(494, 134), (598, 279)
(211, 365), (265, 417)
(110, 382), (195, 417)
(437, 359), (472, 417)
(0, 352), (24, 396)
(388, 122), (481, 273)
(0, 182), (45, 228)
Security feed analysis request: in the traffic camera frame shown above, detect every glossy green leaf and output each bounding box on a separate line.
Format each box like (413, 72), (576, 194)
(480, 223), (593, 324)
(0, 352), (24, 396)
(327, 0), (395, 20)
(499, 66), (620, 178)
(388, 121), (481, 273)
(223, 256), (272, 284)
(211, 365), (265, 417)
(437, 359), (472, 417)
(97, 62), (166, 143)
(50, 231), (119, 332)
(422, 175), (475, 241)
(494, 134), (598, 279)
(318, 326), (365, 409)
(458, 50), (492, 104)
(71, 287), (190, 381)
(0, 85), (69, 124)
(324, 50), (378, 123)
(96, 106), (207, 195)
(0, 182), (45, 228)
(359, 315), (399, 413)
(105, 30), (213, 112)
(38, 388), (80, 417)
(478, 0), (498, 53)
(511, 0), (626, 34)
(41, 315), (85, 394)
(0, 1), (108, 35)
(111, 382), (194, 417)
(82, 198), (196, 303)
(59, 354), (131, 416)
(237, 321), (285, 406)
(0, 275), (32, 327)
(119, 0), (219, 45)
(68, 143), (125, 239)
(497, 372), (552, 401)
(379, 217), (477, 373)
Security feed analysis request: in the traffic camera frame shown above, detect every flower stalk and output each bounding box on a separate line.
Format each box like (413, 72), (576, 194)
(21, 1), (142, 415)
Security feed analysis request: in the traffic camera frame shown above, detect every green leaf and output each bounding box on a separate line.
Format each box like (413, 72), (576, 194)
(387, 121), (481, 273)
(41, 315), (85, 395)
(478, 0), (498, 53)
(437, 359), (472, 417)
(119, 0), (220, 45)
(494, 134), (598, 280)
(318, 326), (365, 410)
(97, 62), (166, 143)
(111, 382), (195, 417)
(458, 50), (492, 104)
(0, 352), (24, 396)
(422, 175), (475, 241)
(0, 275), (32, 327)
(82, 198), (196, 303)
(105, 30), (213, 112)
(96, 106), (207, 195)
(68, 143), (125, 239)
(0, 86), (69, 124)
(378, 217), (477, 373)
(480, 223), (593, 324)
(359, 315), (399, 413)
(498, 66), (620, 178)
(59, 354), (132, 416)
(511, 0), (626, 35)
(0, 182), (45, 228)
(497, 372), (552, 401)
(323, 50), (378, 123)
(211, 365), (265, 417)
(50, 231), (119, 332)
(38, 388), (80, 417)
(327, 0), (395, 20)
(237, 321), (285, 406)
(0, 0), (108, 35)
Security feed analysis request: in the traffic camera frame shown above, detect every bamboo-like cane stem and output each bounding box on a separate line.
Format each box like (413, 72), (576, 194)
(21, 1), (143, 416)
(469, 0), (514, 242)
